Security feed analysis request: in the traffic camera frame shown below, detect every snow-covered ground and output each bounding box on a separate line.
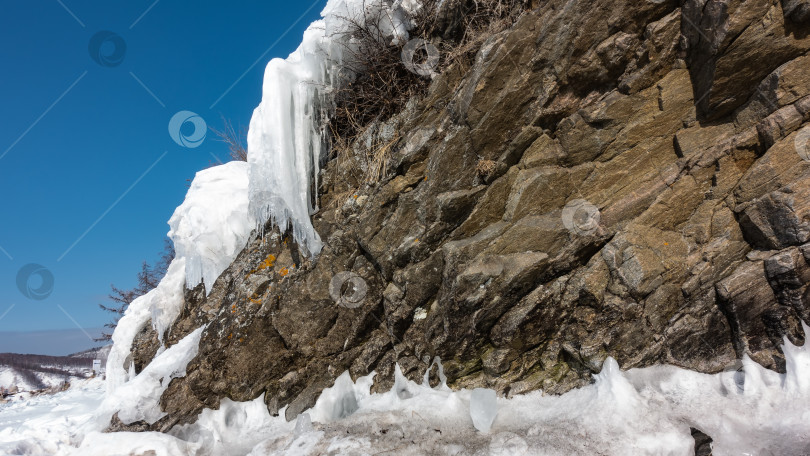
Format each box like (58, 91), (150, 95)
(0, 365), (94, 397)
(0, 367), (43, 394)
(0, 347), (107, 397)
(0, 377), (105, 455)
(1, 340), (810, 455)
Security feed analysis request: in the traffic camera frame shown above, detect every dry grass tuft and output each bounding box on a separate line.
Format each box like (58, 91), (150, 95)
(476, 159), (497, 179)
(325, 0), (529, 186)
(210, 116), (248, 162)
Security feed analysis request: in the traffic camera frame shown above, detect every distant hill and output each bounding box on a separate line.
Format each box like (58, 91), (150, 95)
(68, 345), (111, 360)
(0, 347), (109, 395)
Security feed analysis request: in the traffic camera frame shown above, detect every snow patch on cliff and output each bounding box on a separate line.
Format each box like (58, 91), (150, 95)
(95, 326), (204, 427)
(105, 257), (187, 395)
(168, 161), (250, 294)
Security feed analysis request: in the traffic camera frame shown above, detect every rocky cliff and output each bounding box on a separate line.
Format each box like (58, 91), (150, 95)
(118, 0), (810, 433)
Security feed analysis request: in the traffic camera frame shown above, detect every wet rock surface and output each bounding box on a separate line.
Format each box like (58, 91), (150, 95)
(120, 0), (810, 433)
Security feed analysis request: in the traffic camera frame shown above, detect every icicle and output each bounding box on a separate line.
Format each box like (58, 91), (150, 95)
(246, 0), (420, 257)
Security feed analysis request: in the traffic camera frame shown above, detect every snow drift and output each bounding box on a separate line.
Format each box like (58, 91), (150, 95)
(3, 328), (810, 454)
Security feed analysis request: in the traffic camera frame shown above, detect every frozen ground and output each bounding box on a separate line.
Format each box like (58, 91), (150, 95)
(0, 332), (809, 455)
(0, 377), (105, 455)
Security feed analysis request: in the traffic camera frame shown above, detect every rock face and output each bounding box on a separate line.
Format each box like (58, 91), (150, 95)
(123, 0), (810, 432)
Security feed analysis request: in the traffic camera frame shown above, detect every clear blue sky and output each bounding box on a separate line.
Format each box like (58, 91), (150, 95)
(0, 0), (326, 352)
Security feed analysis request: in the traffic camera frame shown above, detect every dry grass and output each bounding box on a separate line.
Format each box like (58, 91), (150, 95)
(210, 116), (248, 162)
(328, 0), (528, 143)
(322, 0), (529, 197)
(476, 159), (497, 179)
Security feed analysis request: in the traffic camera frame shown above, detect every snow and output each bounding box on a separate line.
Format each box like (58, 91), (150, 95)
(168, 161), (251, 294)
(105, 257), (187, 394)
(0, 367), (40, 393)
(103, 160), (249, 425)
(246, 0), (418, 257)
(0, 378), (105, 456)
(3, 329), (810, 454)
(0, 365), (93, 397)
(94, 326), (205, 426)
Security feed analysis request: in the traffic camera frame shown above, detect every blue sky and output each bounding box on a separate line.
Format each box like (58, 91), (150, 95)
(0, 0), (326, 354)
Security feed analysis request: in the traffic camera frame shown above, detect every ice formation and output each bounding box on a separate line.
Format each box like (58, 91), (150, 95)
(3, 330), (810, 454)
(5, 331), (808, 455)
(308, 371), (359, 422)
(99, 160), (252, 434)
(105, 257), (188, 394)
(469, 387), (498, 433)
(95, 326), (205, 426)
(168, 161), (251, 294)
(246, 0), (420, 257)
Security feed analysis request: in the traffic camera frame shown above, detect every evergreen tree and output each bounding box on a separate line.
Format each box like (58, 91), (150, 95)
(95, 240), (175, 342)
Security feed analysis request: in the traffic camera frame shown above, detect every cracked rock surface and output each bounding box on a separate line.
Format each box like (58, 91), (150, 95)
(120, 0), (810, 432)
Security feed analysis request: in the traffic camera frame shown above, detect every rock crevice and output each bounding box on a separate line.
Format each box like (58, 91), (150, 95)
(121, 0), (810, 431)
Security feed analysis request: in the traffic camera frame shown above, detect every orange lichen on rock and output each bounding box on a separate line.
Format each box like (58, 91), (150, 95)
(257, 254), (276, 271)
(279, 267), (290, 277)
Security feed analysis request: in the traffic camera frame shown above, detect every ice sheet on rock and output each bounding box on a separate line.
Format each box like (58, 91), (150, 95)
(96, 326), (204, 426)
(168, 161), (250, 294)
(73, 431), (201, 456)
(246, 0), (418, 257)
(105, 257), (187, 394)
(309, 371), (359, 422)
